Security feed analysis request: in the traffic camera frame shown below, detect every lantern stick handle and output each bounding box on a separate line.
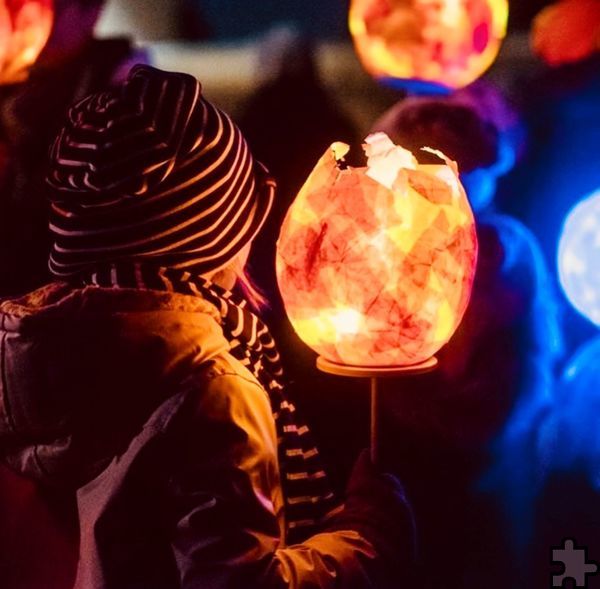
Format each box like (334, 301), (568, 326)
(315, 355), (438, 468)
(370, 376), (380, 466)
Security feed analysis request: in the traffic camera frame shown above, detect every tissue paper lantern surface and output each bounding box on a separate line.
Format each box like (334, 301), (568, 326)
(276, 133), (478, 367)
(349, 0), (509, 90)
(0, 0), (53, 84)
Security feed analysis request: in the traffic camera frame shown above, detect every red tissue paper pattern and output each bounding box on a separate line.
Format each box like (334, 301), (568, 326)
(276, 133), (478, 367)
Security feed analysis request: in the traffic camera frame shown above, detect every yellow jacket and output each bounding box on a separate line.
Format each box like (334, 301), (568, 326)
(0, 283), (413, 588)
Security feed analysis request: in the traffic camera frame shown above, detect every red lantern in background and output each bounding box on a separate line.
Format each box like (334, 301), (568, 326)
(531, 0), (600, 66)
(276, 133), (478, 367)
(349, 0), (509, 91)
(0, 0), (53, 84)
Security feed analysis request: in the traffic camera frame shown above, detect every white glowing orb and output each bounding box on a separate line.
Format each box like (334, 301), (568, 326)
(558, 189), (600, 326)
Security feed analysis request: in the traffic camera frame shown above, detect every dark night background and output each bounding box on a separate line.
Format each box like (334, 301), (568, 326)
(1, 1), (600, 588)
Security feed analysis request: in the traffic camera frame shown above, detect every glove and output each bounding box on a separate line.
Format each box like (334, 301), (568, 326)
(329, 450), (417, 570)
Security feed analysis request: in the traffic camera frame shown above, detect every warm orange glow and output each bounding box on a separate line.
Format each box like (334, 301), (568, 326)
(276, 133), (478, 367)
(0, 0), (54, 84)
(349, 0), (509, 90)
(532, 0), (600, 66)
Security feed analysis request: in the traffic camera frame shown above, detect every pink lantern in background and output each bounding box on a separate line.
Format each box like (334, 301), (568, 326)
(276, 133), (478, 368)
(349, 0), (509, 91)
(0, 0), (54, 84)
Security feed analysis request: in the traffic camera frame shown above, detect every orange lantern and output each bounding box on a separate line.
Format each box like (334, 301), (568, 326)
(531, 0), (600, 66)
(0, 0), (54, 84)
(349, 0), (509, 91)
(276, 133), (478, 367)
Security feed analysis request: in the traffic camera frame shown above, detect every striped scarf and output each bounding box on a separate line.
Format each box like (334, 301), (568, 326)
(79, 263), (340, 542)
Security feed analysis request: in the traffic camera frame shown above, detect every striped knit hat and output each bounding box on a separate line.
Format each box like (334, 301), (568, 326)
(46, 64), (276, 277)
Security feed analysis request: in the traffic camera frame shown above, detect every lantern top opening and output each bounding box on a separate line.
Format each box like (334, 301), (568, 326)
(333, 132), (462, 196)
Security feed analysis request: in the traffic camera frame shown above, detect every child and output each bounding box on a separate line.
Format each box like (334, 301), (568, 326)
(0, 64), (415, 589)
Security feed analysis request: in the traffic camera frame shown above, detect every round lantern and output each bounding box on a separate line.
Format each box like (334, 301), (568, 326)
(0, 0), (54, 84)
(558, 189), (600, 326)
(349, 0), (509, 91)
(276, 132), (478, 367)
(531, 0), (600, 66)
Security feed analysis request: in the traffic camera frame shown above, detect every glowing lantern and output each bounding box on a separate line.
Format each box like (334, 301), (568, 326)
(276, 133), (478, 367)
(558, 189), (600, 326)
(0, 0), (54, 84)
(349, 0), (509, 91)
(531, 0), (600, 66)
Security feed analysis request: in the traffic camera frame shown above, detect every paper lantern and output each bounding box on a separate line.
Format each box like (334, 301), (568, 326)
(531, 0), (600, 66)
(349, 0), (509, 91)
(558, 189), (600, 326)
(0, 0), (54, 84)
(276, 133), (478, 367)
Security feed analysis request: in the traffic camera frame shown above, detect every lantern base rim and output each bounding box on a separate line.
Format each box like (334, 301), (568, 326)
(316, 356), (438, 378)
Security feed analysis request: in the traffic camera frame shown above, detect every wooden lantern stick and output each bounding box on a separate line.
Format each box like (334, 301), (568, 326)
(317, 356), (438, 466)
(370, 377), (379, 464)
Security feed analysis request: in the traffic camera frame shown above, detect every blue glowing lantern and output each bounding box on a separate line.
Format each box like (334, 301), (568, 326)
(558, 189), (600, 326)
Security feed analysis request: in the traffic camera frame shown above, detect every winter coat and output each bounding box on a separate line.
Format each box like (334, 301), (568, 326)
(0, 282), (413, 589)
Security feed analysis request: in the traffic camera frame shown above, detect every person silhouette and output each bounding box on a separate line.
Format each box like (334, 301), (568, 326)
(369, 89), (564, 588)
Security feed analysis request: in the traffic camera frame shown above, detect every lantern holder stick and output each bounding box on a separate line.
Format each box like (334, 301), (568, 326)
(316, 356), (438, 465)
(370, 376), (379, 464)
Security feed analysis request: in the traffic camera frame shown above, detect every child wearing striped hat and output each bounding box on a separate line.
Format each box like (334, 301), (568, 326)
(0, 65), (415, 588)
